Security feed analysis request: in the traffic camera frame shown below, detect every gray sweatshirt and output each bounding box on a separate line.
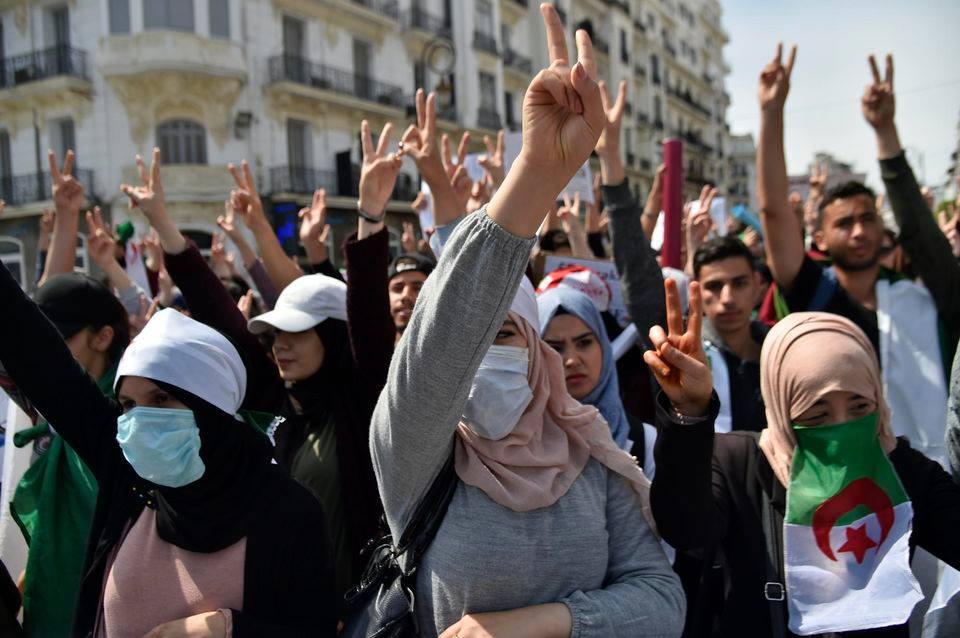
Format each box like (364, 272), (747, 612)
(370, 211), (686, 637)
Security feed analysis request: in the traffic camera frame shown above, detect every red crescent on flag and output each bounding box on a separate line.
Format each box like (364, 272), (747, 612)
(811, 477), (894, 561)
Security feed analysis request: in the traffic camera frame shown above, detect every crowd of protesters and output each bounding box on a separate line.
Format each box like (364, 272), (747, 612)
(0, 4), (959, 637)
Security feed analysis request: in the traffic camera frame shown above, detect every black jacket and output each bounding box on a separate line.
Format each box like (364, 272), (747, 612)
(651, 392), (960, 638)
(0, 259), (337, 637)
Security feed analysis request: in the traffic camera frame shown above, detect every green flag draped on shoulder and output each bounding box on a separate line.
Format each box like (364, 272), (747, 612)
(784, 413), (922, 635)
(10, 365), (116, 637)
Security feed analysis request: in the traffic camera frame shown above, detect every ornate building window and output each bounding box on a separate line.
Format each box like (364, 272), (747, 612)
(156, 119), (207, 165)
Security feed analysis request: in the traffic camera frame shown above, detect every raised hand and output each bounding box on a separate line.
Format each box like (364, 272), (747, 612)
(38, 209), (55, 251)
(557, 191), (592, 259)
(210, 231), (235, 279)
(85, 206), (120, 270)
(467, 175), (494, 213)
(643, 164), (667, 219)
(478, 131), (505, 189)
(644, 278), (712, 417)
(688, 184), (717, 249)
(808, 162), (828, 197)
(586, 174), (603, 233)
(757, 43), (796, 112)
(450, 165), (473, 213)
(120, 148), (166, 223)
(299, 188), (328, 243)
(401, 221), (417, 253)
(49, 149), (85, 214)
(441, 131), (471, 180)
(228, 160), (269, 231)
(595, 79), (626, 159)
(359, 120), (403, 220)
(140, 230), (163, 272)
(863, 54), (895, 131)
(520, 5), (604, 178)
(128, 295), (161, 338)
(121, 148), (186, 254)
(237, 289), (256, 321)
(299, 188), (331, 263)
(401, 90), (445, 184)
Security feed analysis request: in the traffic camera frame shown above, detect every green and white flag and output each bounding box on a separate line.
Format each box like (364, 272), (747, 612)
(784, 413), (922, 635)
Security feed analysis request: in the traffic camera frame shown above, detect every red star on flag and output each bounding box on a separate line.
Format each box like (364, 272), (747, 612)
(837, 523), (878, 564)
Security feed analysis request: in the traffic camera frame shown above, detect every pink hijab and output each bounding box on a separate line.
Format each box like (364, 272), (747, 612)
(759, 312), (897, 487)
(454, 312), (654, 529)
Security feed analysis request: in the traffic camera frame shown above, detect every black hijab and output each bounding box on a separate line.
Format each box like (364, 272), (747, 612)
(148, 381), (274, 553)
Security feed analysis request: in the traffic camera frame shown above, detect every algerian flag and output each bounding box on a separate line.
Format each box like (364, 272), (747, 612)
(784, 413), (923, 635)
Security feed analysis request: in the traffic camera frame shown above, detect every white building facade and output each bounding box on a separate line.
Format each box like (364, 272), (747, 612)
(0, 0), (731, 289)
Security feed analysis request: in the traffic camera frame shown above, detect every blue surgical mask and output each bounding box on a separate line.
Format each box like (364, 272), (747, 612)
(463, 345), (533, 440)
(116, 407), (206, 488)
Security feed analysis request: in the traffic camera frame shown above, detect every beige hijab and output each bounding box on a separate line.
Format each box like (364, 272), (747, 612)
(759, 312), (897, 487)
(454, 312), (654, 530)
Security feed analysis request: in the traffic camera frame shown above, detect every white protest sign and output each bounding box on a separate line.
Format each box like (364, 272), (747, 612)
(707, 196), (727, 237)
(462, 153), (486, 184)
(418, 181), (434, 230)
(542, 254), (629, 327)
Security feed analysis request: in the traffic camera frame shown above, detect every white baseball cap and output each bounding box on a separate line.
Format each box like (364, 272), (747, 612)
(248, 274), (347, 334)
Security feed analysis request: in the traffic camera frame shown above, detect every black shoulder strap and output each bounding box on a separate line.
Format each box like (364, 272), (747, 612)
(761, 491), (787, 638)
(397, 453), (458, 568)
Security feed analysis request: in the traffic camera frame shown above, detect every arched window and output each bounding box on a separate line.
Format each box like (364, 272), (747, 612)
(156, 119), (207, 165)
(0, 236), (25, 288)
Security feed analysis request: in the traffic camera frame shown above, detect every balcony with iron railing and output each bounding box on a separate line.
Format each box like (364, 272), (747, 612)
(271, 165), (417, 201)
(402, 5), (451, 39)
(0, 45), (88, 89)
(503, 48), (532, 74)
(640, 158), (652, 171)
(667, 85), (712, 118)
(346, 0), (400, 19)
(270, 166), (337, 195)
(0, 169), (94, 207)
(477, 107), (502, 130)
(268, 55), (406, 109)
(473, 31), (499, 56)
(603, 0), (630, 12)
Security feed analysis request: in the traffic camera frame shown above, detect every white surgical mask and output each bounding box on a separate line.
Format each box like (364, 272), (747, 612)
(463, 345), (533, 440)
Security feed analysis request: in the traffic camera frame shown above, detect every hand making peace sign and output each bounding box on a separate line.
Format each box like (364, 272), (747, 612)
(644, 279), (713, 417)
(757, 43), (797, 113)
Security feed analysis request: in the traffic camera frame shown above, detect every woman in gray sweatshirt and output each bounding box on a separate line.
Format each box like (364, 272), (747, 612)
(369, 6), (685, 637)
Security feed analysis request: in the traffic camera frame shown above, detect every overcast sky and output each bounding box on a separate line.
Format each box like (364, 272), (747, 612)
(723, 0), (960, 195)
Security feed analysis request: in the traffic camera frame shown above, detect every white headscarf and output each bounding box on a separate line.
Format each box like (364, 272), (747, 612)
(116, 309), (247, 415)
(509, 277), (540, 336)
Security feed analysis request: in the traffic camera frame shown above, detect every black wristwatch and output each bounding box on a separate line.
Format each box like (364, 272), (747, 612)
(356, 201), (385, 224)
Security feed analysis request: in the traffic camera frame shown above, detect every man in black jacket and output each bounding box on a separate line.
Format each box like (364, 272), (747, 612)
(694, 236), (769, 433)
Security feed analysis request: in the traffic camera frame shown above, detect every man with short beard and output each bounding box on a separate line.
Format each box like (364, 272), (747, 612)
(386, 253), (434, 338)
(758, 47), (960, 465)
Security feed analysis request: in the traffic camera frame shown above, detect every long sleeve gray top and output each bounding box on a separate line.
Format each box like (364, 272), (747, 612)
(370, 210), (685, 637)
